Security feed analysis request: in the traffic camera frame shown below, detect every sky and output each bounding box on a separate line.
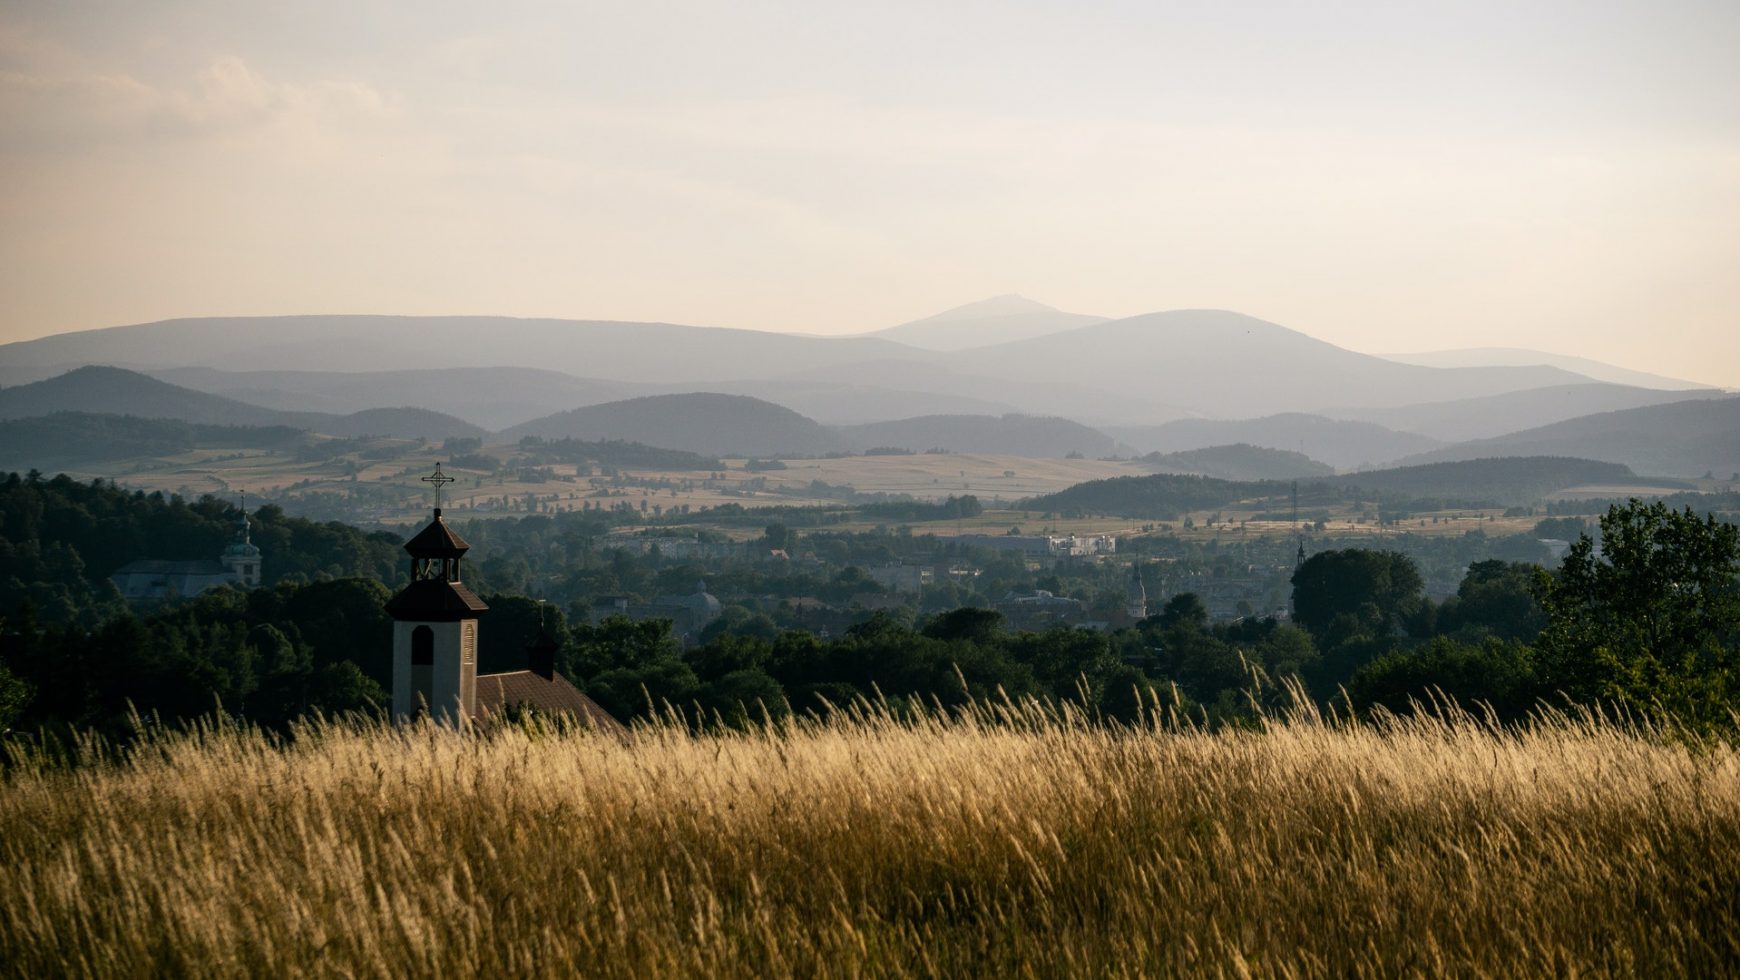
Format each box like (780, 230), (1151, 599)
(2, 0), (1737, 385)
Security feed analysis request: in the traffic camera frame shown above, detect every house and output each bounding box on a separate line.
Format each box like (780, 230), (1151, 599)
(111, 505), (262, 600)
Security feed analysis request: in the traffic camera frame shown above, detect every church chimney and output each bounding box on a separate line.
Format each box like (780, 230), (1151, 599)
(527, 629), (559, 681)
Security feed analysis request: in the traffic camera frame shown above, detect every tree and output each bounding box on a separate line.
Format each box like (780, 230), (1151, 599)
(1291, 550), (1424, 642)
(1534, 499), (1740, 728)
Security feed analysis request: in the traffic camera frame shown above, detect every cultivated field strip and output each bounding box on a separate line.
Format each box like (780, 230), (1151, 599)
(2, 703), (1737, 978)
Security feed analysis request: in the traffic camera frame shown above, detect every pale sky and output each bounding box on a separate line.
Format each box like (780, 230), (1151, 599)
(2, 1), (1738, 384)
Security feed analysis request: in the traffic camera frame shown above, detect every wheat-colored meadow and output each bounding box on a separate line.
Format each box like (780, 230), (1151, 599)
(2, 699), (1737, 978)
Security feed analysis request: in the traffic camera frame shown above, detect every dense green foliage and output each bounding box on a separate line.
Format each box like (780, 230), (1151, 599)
(0, 472), (404, 624)
(0, 412), (305, 465)
(1027, 456), (1657, 518)
(2, 471), (1736, 739)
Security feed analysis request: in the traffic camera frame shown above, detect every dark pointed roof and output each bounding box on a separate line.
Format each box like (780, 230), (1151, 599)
(404, 508), (470, 558)
(385, 579), (488, 621)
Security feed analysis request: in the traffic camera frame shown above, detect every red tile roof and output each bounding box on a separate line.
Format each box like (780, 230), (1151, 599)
(475, 670), (624, 733)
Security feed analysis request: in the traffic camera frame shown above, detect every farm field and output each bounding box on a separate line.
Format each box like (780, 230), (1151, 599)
(2, 703), (1736, 977)
(55, 440), (1646, 544)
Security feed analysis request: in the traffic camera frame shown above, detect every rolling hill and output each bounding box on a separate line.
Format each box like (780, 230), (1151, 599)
(960, 310), (1592, 418)
(0, 365), (310, 427)
(1143, 444), (1334, 481)
(317, 408), (485, 441)
(500, 393), (842, 457)
(1105, 413), (1440, 470)
(0, 308), (1628, 425)
(1401, 397), (1740, 478)
(0, 367), (483, 441)
(1026, 456), (1661, 518)
(0, 413), (306, 469)
(1381, 347), (1712, 391)
(836, 414), (1118, 458)
(0, 315), (927, 384)
(1323, 457), (1655, 507)
(1330, 384), (1730, 443)
(150, 366), (636, 431)
(864, 295), (1107, 351)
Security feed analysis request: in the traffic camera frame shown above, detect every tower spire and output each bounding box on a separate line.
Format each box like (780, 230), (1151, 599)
(421, 463), (455, 516)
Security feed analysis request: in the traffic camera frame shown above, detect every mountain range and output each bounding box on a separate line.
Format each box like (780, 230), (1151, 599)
(0, 299), (1732, 478)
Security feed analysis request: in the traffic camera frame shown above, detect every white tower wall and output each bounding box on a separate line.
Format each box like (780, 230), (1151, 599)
(391, 619), (479, 725)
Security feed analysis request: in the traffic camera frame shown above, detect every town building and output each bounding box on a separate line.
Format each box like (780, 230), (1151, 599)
(111, 503), (262, 600)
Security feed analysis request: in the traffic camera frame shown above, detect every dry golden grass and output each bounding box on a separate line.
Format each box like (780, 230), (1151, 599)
(3, 699), (1738, 978)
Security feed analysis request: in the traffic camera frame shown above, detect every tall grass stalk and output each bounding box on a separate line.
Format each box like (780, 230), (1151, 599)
(2, 694), (1737, 977)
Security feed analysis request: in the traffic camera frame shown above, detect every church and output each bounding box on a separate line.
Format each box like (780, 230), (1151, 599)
(111, 504), (263, 600)
(385, 464), (620, 730)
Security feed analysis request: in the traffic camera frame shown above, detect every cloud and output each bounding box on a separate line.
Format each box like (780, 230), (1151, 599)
(0, 31), (391, 150)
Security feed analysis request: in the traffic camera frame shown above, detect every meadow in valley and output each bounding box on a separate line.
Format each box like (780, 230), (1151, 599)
(2, 695), (1736, 978)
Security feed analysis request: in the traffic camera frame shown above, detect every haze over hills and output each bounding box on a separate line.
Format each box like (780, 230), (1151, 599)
(500, 393), (843, 458)
(1143, 444), (1334, 482)
(1104, 414), (1442, 471)
(1329, 384), (1732, 443)
(1382, 347), (1714, 391)
(1401, 397), (1740, 478)
(0, 305), (1630, 426)
(863, 295), (1107, 351)
(836, 414), (1119, 458)
(0, 367), (483, 442)
(0, 315), (926, 383)
(0, 366), (310, 428)
(963, 310), (1592, 418)
(151, 366), (637, 432)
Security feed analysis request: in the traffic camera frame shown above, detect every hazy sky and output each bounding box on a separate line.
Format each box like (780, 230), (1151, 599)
(3, 1), (1737, 384)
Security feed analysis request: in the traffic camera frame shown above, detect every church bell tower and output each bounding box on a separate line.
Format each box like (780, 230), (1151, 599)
(385, 465), (488, 724)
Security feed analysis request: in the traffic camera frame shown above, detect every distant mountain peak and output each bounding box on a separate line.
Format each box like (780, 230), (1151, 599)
(911, 294), (1062, 323)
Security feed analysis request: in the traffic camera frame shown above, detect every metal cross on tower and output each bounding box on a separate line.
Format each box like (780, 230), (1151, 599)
(422, 463), (455, 511)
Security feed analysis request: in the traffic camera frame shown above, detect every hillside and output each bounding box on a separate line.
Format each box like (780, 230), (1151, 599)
(0, 308), (1627, 425)
(0, 365), (307, 427)
(1326, 457), (1655, 508)
(319, 407), (485, 442)
(1382, 347), (1712, 391)
(1027, 455), (1659, 518)
(1144, 444), (1333, 481)
(0, 315), (928, 384)
(1402, 397), (1740, 478)
(1106, 413), (1440, 470)
(961, 310), (1590, 418)
(865, 295), (1107, 351)
(836, 414), (1117, 458)
(1330, 384), (1729, 442)
(501, 393), (842, 457)
(0, 413), (306, 469)
(151, 366), (637, 431)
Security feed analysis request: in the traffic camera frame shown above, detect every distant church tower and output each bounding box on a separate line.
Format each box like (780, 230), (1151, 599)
(220, 498), (262, 588)
(385, 465), (488, 724)
(1125, 563), (1148, 621)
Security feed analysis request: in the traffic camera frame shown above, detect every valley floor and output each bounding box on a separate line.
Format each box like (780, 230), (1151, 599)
(3, 703), (1737, 978)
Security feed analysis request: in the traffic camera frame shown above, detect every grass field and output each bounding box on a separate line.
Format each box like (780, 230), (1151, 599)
(3, 699), (1736, 977)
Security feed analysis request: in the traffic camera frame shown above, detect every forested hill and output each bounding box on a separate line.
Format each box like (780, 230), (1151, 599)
(0, 413), (306, 468)
(1026, 456), (1669, 517)
(501, 393), (842, 457)
(1144, 444), (1333, 481)
(0, 472), (407, 623)
(1325, 457), (1654, 506)
(836, 414), (1117, 457)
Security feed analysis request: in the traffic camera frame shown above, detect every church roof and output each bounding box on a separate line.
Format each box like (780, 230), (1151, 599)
(384, 579), (489, 621)
(403, 510), (471, 558)
(113, 559), (231, 577)
(476, 670), (625, 732)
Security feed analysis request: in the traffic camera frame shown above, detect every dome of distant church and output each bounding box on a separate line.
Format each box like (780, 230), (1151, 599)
(678, 580), (722, 617)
